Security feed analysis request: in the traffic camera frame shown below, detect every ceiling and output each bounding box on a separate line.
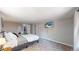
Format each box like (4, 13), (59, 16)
(0, 7), (76, 23)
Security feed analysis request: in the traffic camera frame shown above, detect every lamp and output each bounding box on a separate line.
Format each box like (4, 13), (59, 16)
(0, 38), (6, 50)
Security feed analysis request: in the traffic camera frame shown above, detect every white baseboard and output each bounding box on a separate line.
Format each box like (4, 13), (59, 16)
(41, 37), (73, 47)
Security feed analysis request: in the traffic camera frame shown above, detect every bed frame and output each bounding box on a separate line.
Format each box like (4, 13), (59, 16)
(12, 40), (39, 51)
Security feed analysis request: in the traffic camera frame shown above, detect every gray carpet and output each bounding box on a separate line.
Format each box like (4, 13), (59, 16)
(21, 39), (72, 51)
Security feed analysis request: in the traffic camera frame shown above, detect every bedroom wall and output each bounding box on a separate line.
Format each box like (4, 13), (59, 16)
(36, 18), (74, 46)
(3, 21), (22, 33)
(74, 10), (79, 50)
(0, 17), (1, 32)
(0, 17), (2, 37)
(3, 21), (32, 34)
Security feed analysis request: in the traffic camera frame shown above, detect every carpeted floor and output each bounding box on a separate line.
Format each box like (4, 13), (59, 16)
(21, 39), (73, 51)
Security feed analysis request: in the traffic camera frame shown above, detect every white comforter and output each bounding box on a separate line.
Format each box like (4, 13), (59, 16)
(21, 34), (39, 42)
(3, 32), (39, 48)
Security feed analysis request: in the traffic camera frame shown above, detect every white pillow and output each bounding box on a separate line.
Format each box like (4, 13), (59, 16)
(4, 32), (18, 47)
(5, 32), (17, 41)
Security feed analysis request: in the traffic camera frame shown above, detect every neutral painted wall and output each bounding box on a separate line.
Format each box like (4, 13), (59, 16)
(3, 21), (22, 33)
(36, 18), (73, 46)
(3, 21), (32, 34)
(0, 17), (2, 37)
(74, 11), (79, 50)
(0, 17), (1, 32)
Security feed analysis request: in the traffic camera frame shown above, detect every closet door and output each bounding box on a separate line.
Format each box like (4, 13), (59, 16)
(30, 24), (36, 34)
(26, 24), (31, 34)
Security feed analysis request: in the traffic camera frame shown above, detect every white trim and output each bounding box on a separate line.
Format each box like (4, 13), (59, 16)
(41, 37), (73, 47)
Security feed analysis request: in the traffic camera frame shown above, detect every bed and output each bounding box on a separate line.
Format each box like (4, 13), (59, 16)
(3, 32), (39, 51)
